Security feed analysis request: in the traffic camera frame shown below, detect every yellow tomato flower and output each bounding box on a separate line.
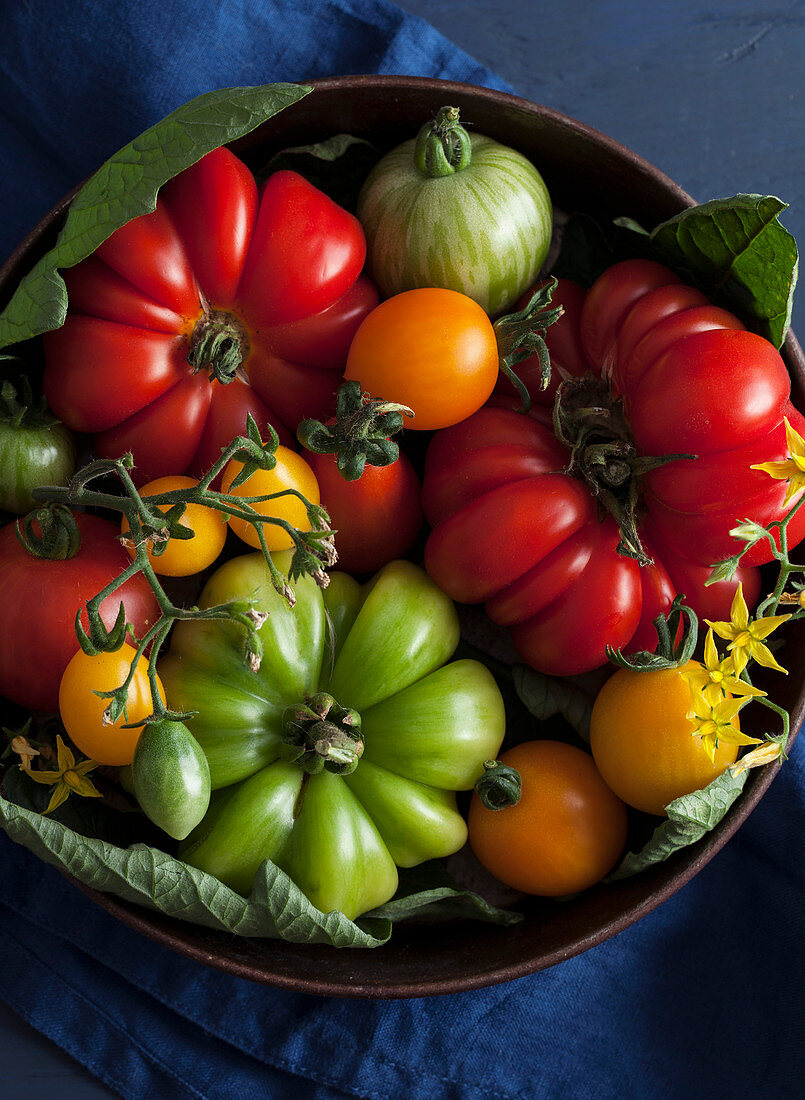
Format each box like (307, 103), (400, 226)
(687, 693), (761, 763)
(23, 735), (102, 814)
(705, 583), (790, 678)
(681, 628), (767, 707)
(730, 738), (786, 776)
(751, 416), (805, 505)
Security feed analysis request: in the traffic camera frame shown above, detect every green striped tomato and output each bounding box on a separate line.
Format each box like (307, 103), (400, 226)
(357, 108), (552, 316)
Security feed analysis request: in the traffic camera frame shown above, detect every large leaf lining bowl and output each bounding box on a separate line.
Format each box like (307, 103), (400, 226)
(1, 75), (802, 998)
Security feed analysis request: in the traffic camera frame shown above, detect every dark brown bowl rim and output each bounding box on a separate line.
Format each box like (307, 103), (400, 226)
(3, 74), (803, 999)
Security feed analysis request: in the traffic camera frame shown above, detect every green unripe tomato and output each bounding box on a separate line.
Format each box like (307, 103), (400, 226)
(0, 388), (76, 514)
(132, 719), (211, 840)
(357, 106), (552, 316)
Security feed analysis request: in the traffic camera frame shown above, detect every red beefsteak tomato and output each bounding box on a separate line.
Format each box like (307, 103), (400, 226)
(42, 150), (377, 482)
(425, 259), (803, 676)
(0, 512), (159, 711)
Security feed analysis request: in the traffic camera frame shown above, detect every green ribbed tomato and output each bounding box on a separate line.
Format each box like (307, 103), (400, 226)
(160, 553), (505, 919)
(357, 106), (552, 316)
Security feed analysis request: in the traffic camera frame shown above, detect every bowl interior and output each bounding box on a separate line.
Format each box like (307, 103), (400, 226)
(4, 75), (804, 998)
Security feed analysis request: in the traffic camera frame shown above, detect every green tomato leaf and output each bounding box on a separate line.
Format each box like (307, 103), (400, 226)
(608, 767), (748, 880)
(0, 83), (312, 353)
(551, 211), (653, 287)
(366, 861), (522, 926)
(260, 133), (381, 212)
(553, 196), (798, 348)
(512, 664), (593, 742)
(647, 195), (798, 348)
(0, 791), (390, 946)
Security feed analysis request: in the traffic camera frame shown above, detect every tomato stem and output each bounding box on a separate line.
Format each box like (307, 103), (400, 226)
(553, 376), (695, 566)
(281, 692), (364, 775)
(474, 760), (522, 810)
(31, 417), (336, 735)
(413, 106), (473, 178)
(187, 310), (248, 384)
(15, 504), (81, 560)
(494, 278), (564, 413)
(606, 595), (698, 671)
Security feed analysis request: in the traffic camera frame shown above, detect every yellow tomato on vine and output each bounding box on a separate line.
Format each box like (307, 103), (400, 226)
(589, 662), (747, 816)
(221, 446), (320, 551)
(120, 475), (226, 576)
(59, 644), (164, 766)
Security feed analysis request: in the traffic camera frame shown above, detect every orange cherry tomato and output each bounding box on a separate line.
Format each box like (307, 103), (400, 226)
(221, 445), (320, 551)
(59, 643), (164, 766)
(589, 663), (740, 816)
(121, 475), (227, 577)
(344, 288), (499, 431)
(468, 740), (628, 896)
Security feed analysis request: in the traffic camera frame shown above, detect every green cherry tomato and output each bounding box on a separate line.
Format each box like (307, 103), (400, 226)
(163, 553), (506, 919)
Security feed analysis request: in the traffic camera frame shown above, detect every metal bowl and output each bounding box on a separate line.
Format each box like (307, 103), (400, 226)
(2, 75), (802, 998)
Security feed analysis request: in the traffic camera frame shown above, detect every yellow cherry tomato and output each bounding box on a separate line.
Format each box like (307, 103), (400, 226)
(59, 643), (164, 766)
(589, 662), (740, 817)
(221, 446), (320, 551)
(121, 475), (227, 577)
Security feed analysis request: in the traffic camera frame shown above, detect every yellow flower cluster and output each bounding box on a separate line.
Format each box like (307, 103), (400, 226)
(681, 584), (789, 762)
(22, 734), (102, 814)
(751, 416), (805, 506)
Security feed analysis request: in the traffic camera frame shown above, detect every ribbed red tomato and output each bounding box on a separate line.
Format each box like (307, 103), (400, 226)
(425, 259), (802, 676)
(42, 150), (377, 483)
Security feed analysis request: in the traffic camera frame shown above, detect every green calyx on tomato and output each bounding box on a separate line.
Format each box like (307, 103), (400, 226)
(474, 759), (522, 811)
(161, 553), (506, 919)
(412, 105), (473, 177)
(280, 692), (364, 775)
(15, 503), (81, 561)
(551, 370), (697, 566)
(296, 379), (413, 482)
(357, 105), (553, 316)
(186, 310), (249, 385)
(607, 594), (699, 672)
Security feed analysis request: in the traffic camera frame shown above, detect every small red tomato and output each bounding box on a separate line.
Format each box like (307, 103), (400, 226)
(305, 450), (423, 573)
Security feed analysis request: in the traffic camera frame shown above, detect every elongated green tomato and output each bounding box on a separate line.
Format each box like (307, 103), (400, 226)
(132, 719), (211, 840)
(357, 105), (552, 315)
(167, 554), (505, 918)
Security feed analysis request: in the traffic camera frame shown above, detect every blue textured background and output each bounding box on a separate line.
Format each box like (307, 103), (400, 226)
(0, 1), (803, 1097)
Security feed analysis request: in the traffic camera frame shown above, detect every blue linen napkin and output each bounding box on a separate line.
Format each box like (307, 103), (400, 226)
(1, 2), (804, 1098)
